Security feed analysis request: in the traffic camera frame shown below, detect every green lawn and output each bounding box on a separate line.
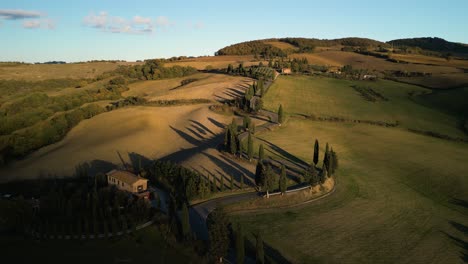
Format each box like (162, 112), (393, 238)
(233, 120), (468, 263)
(0, 225), (203, 264)
(263, 75), (466, 138)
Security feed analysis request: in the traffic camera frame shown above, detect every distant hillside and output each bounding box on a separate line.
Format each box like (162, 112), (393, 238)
(216, 37), (388, 56)
(388, 37), (468, 54)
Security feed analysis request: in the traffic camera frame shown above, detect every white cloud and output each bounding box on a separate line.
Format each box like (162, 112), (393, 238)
(22, 19), (55, 30)
(22, 20), (41, 29)
(83, 11), (108, 29)
(83, 12), (165, 34)
(0, 9), (42, 20)
(133, 15), (151, 25)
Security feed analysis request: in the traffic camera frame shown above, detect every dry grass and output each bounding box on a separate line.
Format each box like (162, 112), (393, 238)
(391, 53), (468, 68)
(290, 51), (463, 74)
(0, 105), (227, 180)
(124, 73), (253, 101)
(0, 62), (137, 80)
(264, 41), (298, 51)
(165, 55), (264, 70)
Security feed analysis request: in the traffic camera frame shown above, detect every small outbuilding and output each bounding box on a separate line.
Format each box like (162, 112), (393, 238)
(281, 68), (292, 75)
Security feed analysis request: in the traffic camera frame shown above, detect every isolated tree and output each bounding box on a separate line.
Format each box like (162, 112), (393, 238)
(224, 127), (229, 150)
(323, 143), (330, 171)
(258, 144), (265, 162)
(181, 203), (190, 240)
(207, 207), (230, 263)
(235, 223), (245, 264)
(231, 118), (238, 134)
(309, 165), (318, 186)
(256, 232), (265, 264)
(264, 164), (275, 192)
(243, 116), (251, 130)
(220, 176), (225, 192)
(227, 64), (233, 74)
(230, 131), (237, 155)
(328, 149), (334, 177)
(313, 139), (319, 166)
(258, 79), (264, 97)
(280, 164), (287, 194)
(278, 104), (284, 124)
(247, 132), (254, 161)
(240, 174), (245, 189)
(330, 148), (338, 174)
(255, 162), (266, 190)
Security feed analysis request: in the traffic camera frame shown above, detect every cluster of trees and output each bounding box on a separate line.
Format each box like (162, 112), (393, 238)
(3, 174), (152, 238)
(216, 40), (287, 58)
(1, 103), (106, 163)
(388, 37), (468, 55)
(0, 78), (90, 99)
(207, 207), (268, 263)
(0, 77), (127, 136)
(115, 60), (197, 80)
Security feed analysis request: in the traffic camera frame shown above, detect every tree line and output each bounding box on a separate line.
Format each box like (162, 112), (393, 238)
(114, 60), (198, 81)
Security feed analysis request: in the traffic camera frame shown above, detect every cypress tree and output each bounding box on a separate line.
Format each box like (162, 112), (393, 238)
(247, 132), (254, 161)
(278, 104), (284, 124)
(313, 139), (319, 166)
(224, 127), (229, 150)
(256, 232), (265, 264)
(230, 131), (237, 155)
(323, 143), (330, 171)
(280, 164), (287, 194)
(328, 149), (334, 177)
(220, 176), (225, 192)
(231, 118), (238, 133)
(259, 144), (265, 162)
(240, 174), (245, 189)
(230, 175), (234, 190)
(255, 162), (265, 190)
(310, 165), (318, 186)
(207, 208), (230, 263)
(303, 168), (311, 183)
(181, 203), (191, 240)
(235, 223), (245, 264)
(330, 148), (338, 174)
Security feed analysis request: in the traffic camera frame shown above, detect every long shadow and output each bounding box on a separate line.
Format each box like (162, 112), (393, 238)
(190, 119), (216, 136)
(226, 87), (245, 97)
(169, 125), (202, 146)
(201, 152), (252, 183)
(208, 117), (226, 129)
(257, 138), (309, 169)
(451, 198), (468, 209)
(83, 159), (117, 176)
(186, 127), (206, 140)
(444, 221), (468, 263)
(245, 236), (292, 264)
(128, 152), (152, 172)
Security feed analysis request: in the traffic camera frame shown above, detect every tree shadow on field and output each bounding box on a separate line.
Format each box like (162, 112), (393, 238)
(443, 221), (468, 263)
(257, 138), (309, 169)
(451, 198), (468, 210)
(208, 117), (226, 129)
(80, 159), (117, 176)
(245, 235), (292, 264)
(128, 152), (152, 173)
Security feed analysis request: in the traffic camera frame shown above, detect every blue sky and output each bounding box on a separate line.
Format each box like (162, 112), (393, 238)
(0, 0), (467, 62)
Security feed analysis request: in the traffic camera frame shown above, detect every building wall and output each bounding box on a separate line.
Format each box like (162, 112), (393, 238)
(107, 176), (148, 193)
(132, 179), (148, 193)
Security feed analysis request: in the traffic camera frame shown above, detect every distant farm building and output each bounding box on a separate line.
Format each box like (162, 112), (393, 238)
(281, 68), (292, 75)
(106, 170), (150, 199)
(362, 74), (377, 80)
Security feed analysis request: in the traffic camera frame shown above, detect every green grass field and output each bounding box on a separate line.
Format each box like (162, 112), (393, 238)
(233, 120), (468, 263)
(264, 75), (466, 138)
(231, 75), (468, 263)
